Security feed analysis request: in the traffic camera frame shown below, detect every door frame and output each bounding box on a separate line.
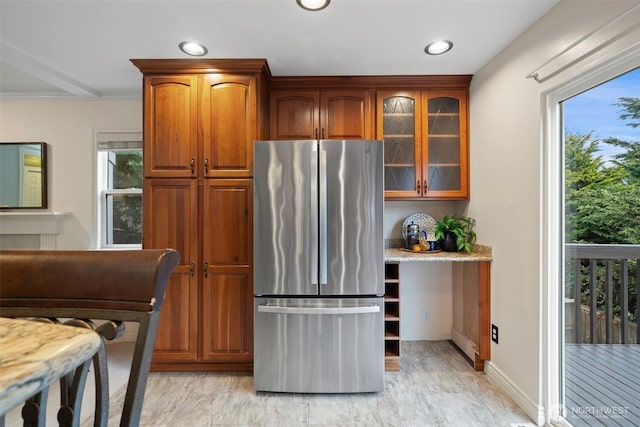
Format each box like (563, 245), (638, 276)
(541, 48), (640, 425)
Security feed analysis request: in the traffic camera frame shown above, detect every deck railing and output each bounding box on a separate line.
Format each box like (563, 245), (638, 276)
(565, 243), (640, 344)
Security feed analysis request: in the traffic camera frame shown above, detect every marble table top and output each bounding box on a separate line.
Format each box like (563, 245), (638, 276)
(0, 317), (101, 415)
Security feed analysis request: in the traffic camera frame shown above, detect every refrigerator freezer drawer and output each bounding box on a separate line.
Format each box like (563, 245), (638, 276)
(254, 297), (384, 393)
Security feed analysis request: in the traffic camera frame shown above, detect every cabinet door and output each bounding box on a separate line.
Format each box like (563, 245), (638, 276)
(269, 91), (319, 140)
(201, 75), (256, 178)
(269, 90), (372, 140)
(202, 271), (253, 363)
(321, 90), (373, 140)
(376, 91), (423, 199)
(144, 179), (199, 362)
(201, 179), (253, 362)
(422, 89), (469, 199)
(143, 76), (198, 178)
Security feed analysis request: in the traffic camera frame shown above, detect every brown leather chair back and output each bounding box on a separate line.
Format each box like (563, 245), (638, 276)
(0, 249), (179, 312)
(0, 249), (179, 427)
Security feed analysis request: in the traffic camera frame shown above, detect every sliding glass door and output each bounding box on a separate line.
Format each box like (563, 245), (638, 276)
(560, 67), (640, 426)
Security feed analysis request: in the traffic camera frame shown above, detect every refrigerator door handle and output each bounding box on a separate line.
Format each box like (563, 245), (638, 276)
(257, 304), (380, 315)
(310, 143), (319, 287)
(319, 146), (328, 286)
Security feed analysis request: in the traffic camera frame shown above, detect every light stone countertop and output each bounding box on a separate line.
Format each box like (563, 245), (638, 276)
(0, 317), (101, 415)
(384, 244), (492, 262)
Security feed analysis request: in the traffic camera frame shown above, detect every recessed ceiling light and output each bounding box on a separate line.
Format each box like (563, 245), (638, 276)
(179, 41), (208, 57)
(296, 0), (330, 11)
(424, 40), (453, 55)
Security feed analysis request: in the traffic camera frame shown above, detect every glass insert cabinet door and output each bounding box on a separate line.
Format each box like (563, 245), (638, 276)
(424, 91), (468, 198)
(377, 90), (468, 199)
(377, 91), (422, 198)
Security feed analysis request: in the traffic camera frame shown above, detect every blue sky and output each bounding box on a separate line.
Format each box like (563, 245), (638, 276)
(563, 66), (640, 161)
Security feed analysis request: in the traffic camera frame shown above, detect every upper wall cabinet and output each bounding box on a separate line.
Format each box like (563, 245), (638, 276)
(270, 74), (470, 200)
(270, 90), (373, 140)
(143, 75), (199, 178)
(377, 88), (469, 200)
(134, 59), (270, 179)
(201, 74), (257, 178)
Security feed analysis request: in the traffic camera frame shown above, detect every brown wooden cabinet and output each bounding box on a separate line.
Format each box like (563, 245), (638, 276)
(143, 75), (198, 178)
(201, 75), (257, 178)
(270, 90), (373, 140)
(201, 179), (253, 363)
(144, 178), (254, 368)
(143, 179), (199, 362)
(132, 59), (269, 371)
(377, 88), (469, 200)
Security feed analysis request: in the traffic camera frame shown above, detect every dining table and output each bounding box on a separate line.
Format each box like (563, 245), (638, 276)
(0, 317), (101, 423)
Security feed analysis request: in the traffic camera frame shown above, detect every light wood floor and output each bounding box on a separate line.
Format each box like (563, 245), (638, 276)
(87, 341), (533, 427)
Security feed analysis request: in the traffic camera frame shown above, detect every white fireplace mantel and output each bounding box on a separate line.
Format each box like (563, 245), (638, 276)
(0, 212), (70, 249)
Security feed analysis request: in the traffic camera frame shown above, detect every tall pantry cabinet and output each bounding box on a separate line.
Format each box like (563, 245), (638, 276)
(131, 59), (270, 371)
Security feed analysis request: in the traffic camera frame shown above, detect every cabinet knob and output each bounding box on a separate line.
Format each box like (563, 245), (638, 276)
(321, 128), (325, 139)
(203, 262), (209, 278)
(416, 180), (421, 195)
(190, 158), (195, 175)
(190, 261), (195, 277)
(424, 180), (427, 192)
(204, 158), (209, 174)
(315, 128), (318, 140)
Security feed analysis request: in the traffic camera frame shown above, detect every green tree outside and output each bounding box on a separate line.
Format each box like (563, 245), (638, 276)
(565, 97), (640, 326)
(111, 151), (142, 244)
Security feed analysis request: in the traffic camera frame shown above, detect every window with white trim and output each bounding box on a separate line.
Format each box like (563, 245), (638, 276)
(96, 132), (143, 248)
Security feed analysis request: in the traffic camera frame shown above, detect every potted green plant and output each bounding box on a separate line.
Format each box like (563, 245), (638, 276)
(433, 215), (477, 253)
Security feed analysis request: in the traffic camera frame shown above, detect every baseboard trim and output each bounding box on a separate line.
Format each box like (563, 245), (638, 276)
(485, 361), (545, 426)
(451, 327), (478, 362)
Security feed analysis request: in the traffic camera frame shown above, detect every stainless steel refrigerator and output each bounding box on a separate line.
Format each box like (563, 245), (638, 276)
(253, 139), (384, 393)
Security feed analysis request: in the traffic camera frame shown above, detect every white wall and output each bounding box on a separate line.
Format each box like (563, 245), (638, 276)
(0, 99), (142, 248)
(468, 0), (640, 423)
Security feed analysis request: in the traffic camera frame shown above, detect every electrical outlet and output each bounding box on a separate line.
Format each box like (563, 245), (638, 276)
(491, 324), (499, 344)
(423, 310), (430, 322)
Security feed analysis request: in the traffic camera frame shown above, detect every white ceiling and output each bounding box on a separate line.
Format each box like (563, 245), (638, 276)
(0, 0), (558, 99)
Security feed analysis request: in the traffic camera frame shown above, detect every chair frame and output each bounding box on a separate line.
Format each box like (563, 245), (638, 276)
(0, 249), (179, 427)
